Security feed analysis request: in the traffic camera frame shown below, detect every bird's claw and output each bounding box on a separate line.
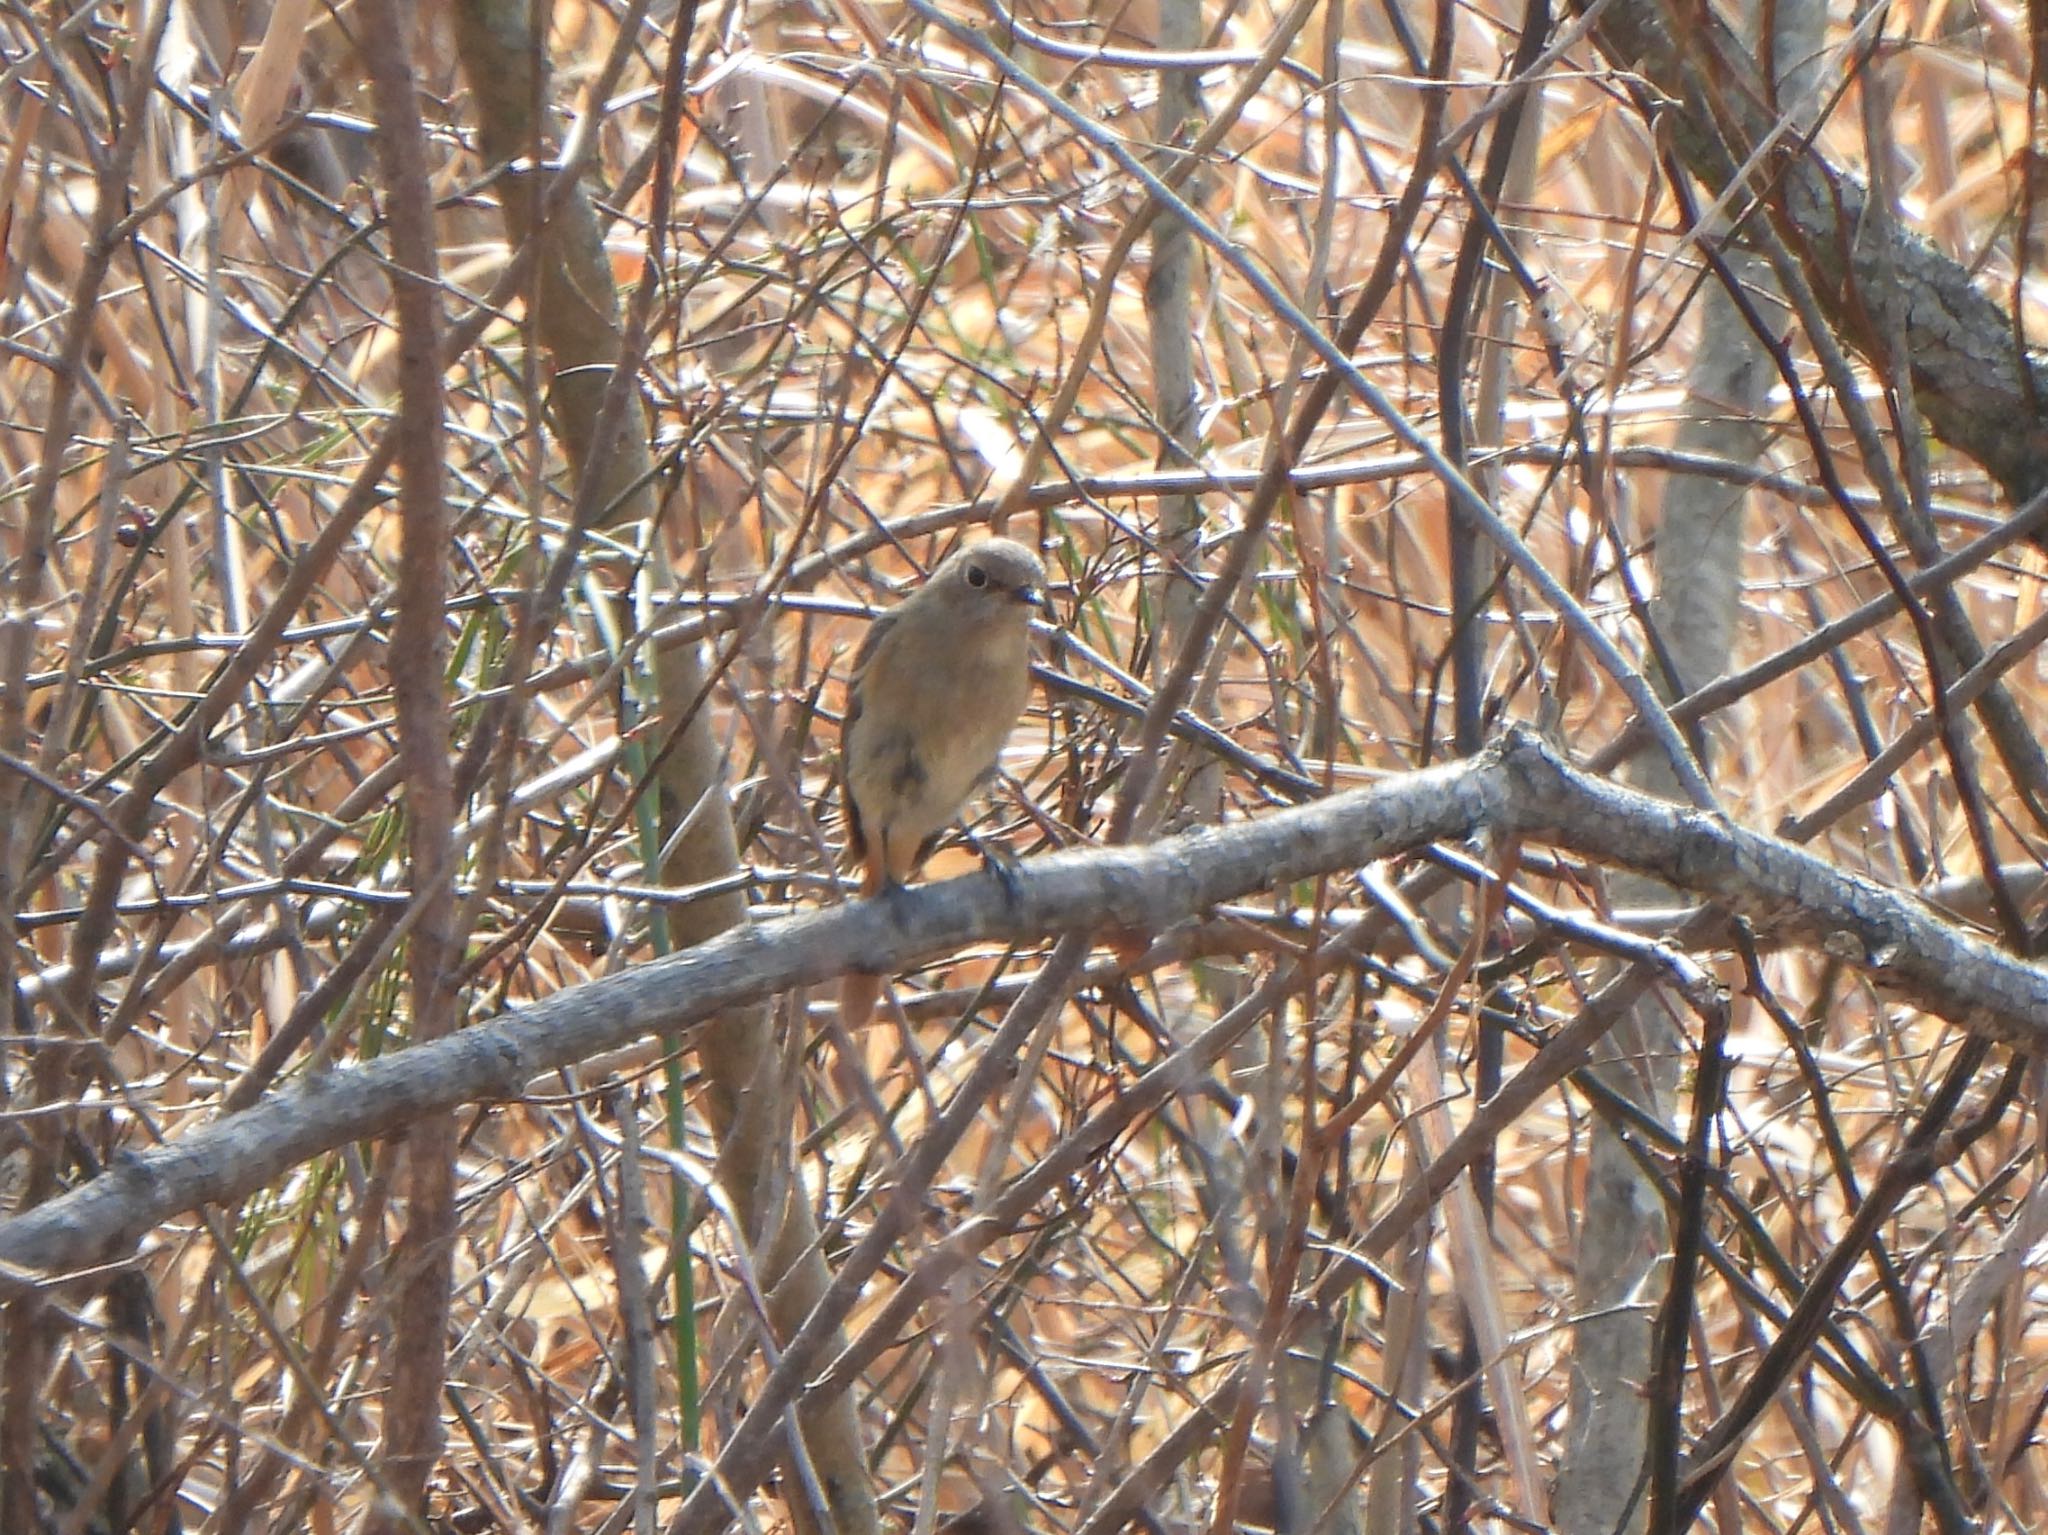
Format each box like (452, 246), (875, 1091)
(973, 837), (1024, 906)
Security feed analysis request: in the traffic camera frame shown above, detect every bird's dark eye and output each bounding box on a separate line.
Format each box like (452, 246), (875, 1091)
(965, 564), (989, 589)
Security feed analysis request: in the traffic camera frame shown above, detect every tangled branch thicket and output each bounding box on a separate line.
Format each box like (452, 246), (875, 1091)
(5, 0), (2048, 1531)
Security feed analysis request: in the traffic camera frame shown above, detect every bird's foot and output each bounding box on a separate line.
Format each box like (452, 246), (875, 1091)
(869, 876), (914, 928)
(963, 832), (1024, 906)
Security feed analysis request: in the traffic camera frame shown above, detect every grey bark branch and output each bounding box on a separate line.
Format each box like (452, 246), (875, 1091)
(1576, 0), (2048, 506)
(1578, 0), (2048, 835)
(6, 729), (2046, 1297)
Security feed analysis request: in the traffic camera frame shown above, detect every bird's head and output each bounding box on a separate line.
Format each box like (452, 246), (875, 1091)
(931, 537), (1047, 619)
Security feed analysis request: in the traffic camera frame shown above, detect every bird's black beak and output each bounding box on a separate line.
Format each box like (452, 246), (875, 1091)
(1016, 585), (1046, 610)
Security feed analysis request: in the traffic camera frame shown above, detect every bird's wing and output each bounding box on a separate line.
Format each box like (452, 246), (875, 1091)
(848, 602), (901, 682)
(838, 606), (902, 868)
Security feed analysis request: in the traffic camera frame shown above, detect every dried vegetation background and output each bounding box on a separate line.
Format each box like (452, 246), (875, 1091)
(4, 0), (2048, 1531)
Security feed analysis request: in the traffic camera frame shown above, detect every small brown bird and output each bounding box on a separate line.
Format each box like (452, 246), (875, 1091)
(838, 537), (1046, 1026)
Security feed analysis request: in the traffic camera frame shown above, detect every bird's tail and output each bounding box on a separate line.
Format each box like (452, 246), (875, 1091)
(839, 970), (883, 1032)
